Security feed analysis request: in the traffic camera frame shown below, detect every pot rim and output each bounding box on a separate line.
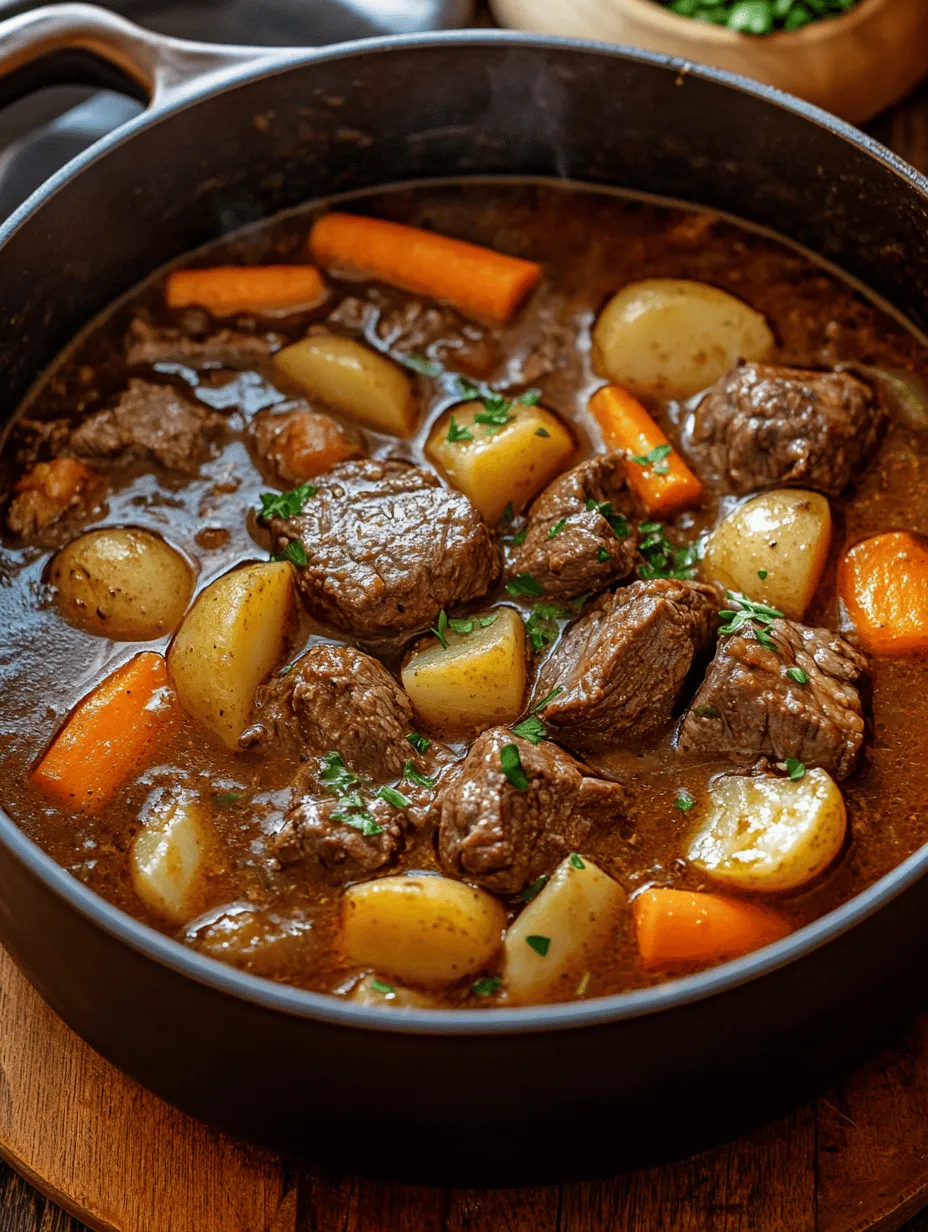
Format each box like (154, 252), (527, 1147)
(3, 26), (927, 1037)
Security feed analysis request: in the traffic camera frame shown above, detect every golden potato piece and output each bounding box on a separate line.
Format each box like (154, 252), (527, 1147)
(131, 792), (207, 924)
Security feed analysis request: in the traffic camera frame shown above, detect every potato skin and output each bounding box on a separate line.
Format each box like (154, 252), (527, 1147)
(49, 527), (194, 641)
(592, 278), (774, 399)
(341, 873), (506, 987)
(701, 489), (832, 620)
(688, 770), (846, 893)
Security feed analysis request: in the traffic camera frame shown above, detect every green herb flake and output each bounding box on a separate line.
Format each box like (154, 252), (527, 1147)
(214, 790), (247, 806)
(506, 573), (543, 598)
(472, 975), (502, 997)
(501, 501), (514, 524)
(674, 789), (696, 813)
(638, 522), (701, 581)
(447, 415), (474, 443)
(522, 874), (548, 903)
(629, 443), (672, 475)
(271, 539), (308, 567)
(369, 977), (395, 995)
(786, 667), (809, 686)
(548, 518), (568, 539)
(532, 686), (564, 713)
(401, 353), (442, 378)
(597, 546), (612, 563)
(520, 388), (542, 406)
(785, 758), (806, 781)
(524, 600), (570, 653)
(259, 482), (316, 521)
(430, 608), (450, 650)
(319, 751), (360, 797)
(512, 715), (547, 745)
(511, 527), (528, 546)
(377, 784), (412, 809)
(500, 742), (529, 790)
(449, 618), (475, 635)
(407, 731), (431, 754)
(474, 399), (513, 429)
(526, 934), (551, 957)
(479, 614), (498, 627)
(694, 705), (721, 719)
(535, 427), (550, 438)
(569, 852), (586, 870)
(456, 376), (482, 400)
(758, 569), (769, 581)
(403, 760), (436, 791)
(332, 810), (383, 837)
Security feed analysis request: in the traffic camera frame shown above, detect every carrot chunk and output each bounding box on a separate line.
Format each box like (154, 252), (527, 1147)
(32, 653), (177, 815)
(589, 384), (704, 518)
(165, 265), (328, 317)
(633, 887), (791, 971)
(839, 531), (928, 656)
(308, 212), (542, 324)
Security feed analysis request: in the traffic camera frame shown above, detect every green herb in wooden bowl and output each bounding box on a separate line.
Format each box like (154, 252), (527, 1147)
(660, 0), (860, 34)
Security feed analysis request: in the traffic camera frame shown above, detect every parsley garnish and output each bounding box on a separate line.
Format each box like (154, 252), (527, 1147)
(535, 427), (550, 438)
(524, 601), (571, 653)
(214, 790), (247, 806)
(584, 498), (630, 539)
(510, 527), (528, 546)
(258, 483), (315, 520)
(520, 389), (542, 406)
(473, 975), (502, 996)
(787, 667), (809, 686)
(320, 753), (384, 836)
(450, 618), (474, 635)
(331, 808), (383, 837)
(506, 573), (543, 598)
(500, 743), (529, 790)
(785, 758), (806, 781)
(548, 518), (568, 539)
(319, 752), (360, 796)
(522, 874), (548, 903)
(674, 789), (696, 812)
(597, 546), (612, 563)
(629, 443), (672, 475)
(479, 614), (498, 627)
(526, 935), (551, 957)
(512, 715), (547, 745)
(473, 396), (513, 430)
(569, 852), (585, 870)
(377, 785), (411, 809)
(369, 977), (395, 995)
(719, 592), (784, 648)
(407, 731), (431, 754)
(758, 569), (769, 580)
(456, 376), (482, 400)
(447, 415), (474, 443)
(272, 540), (308, 567)
(430, 609), (450, 649)
(501, 502), (514, 524)
(532, 686), (564, 713)
(694, 704), (721, 719)
(403, 760), (436, 790)
(401, 353), (442, 378)
(638, 523), (700, 580)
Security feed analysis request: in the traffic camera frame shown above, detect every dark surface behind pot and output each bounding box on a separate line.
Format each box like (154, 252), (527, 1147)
(3, 35), (928, 1179)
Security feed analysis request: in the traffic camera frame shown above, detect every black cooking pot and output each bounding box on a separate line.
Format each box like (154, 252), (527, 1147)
(2, 3), (928, 1184)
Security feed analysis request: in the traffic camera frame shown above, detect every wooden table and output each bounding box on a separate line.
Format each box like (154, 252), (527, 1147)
(3, 67), (928, 1232)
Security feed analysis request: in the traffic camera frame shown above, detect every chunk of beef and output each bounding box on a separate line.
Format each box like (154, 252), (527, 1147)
(247, 402), (365, 488)
(326, 292), (494, 374)
(270, 459), (499, 643)
(69, 380), (225, 472)
(438, 727), (627, 895)
(535, 579), (719, 752)
(126, 316), (284, 369)
(505, 454), (638, 600)
(240, 643), (414, 780)
(6, 457), (106, 542)
(678, 619), (867, 779)
(690, 362), (884, 497)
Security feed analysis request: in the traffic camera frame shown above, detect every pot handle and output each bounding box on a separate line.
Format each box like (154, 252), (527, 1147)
(0, 2), (281, 114)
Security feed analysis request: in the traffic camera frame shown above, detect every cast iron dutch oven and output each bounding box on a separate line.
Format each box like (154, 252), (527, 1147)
(2, 2), (928, 1183)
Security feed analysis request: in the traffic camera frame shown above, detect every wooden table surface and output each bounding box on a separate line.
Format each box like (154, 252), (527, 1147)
(3, 54), (928, 1232)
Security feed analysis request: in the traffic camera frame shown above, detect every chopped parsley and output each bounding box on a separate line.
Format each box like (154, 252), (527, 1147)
(400, 353), (442, 378)
(369, 977), (395, 995)
(450, 618), (474, 635)
(479, 614), (498, 627)
(407, 731), (431, 754)
(472, 975), (502, 997)
(377, 784), (412, 809)
(524, 601), (566, 652)
(674, 789), (696, 813)
(548, 518), (568, 539)
(214, 790), (247, 806)
(785, 758), (806, 781)
(520, 388), (542, 406)
(320, 752), (384, 836)
(272, 539), (308, 567)
(404, 760), (436, 790)
(430, 609), (450, 649)
(331, 808), (383, 837)
(258, 482), (316, 520)
(319, 752), (360, 796)
(501, 502), (514, 524)
(512, 715), (547, 745)
(569, 852), (586, 870)
(719, 592), (784, 649)
(522, 874), (548, 903)
(510, 527), (528, 546)
(506, 573), (543, 598)
(786, 667), (809, 686)
(597, 546), (612, 563)
(629, 443), (672, 475)
(500, 743), (529, 790)
(532, 686), (564, 713)
(585, 497), (630, 539)
(638, 523), (700, 580)
(447, 415), (474, 443)
(535, 427), (550, 438)
(758, 569), (769, 581)
(473, 396), (513, 430)
(694, 704), (721, 719)
(526, 935), (551, 957)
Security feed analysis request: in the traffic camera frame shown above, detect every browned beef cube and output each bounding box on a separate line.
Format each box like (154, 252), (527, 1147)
(247, 402), (365, 488)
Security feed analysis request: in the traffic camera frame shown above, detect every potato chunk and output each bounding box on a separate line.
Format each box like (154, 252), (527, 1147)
(168, 561), (294, 748)
(342, 873), (506, 987)
(131, 792), (207, 924)
(274, 335), (416, 437)
(348, 976), (439, 1008)
(688, 769), (846, 893)
(503, 855), (625, 1004)
(401, 606), (526, 732)
(49, 527), (194, 640)
(426, 399), (574, 523)
(701, 489), (832, 620)
(592, 278), (774, 399)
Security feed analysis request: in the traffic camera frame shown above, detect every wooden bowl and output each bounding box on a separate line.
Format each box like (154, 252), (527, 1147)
(489, 0), (928, 123)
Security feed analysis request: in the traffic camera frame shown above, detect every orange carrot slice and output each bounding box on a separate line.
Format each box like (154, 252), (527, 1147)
(309, 212), (541, 324)
(589, 384), (703, 518)
(633, 887), (791, 971)
(32, 653), (177, 815)
(165, 265), (328, 317)
(839, 530), (928, 656)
